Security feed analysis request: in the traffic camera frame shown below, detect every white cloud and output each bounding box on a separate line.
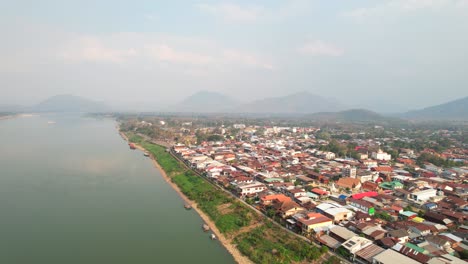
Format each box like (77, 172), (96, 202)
(197, 3), (262, 22)
(223, 50), (274, 70)
(342, 0), (467, 20)
(57, 33), (274, 71)
(146, 44), (214, 65)
(197, 1), (313, 23)
(59, 36), (137, 63)
(297, 40), (344, 57)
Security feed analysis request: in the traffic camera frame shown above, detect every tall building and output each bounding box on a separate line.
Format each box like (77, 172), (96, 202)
(343, 167), (357, 178)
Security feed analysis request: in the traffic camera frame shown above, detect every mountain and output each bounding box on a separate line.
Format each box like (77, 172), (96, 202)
(307, 109), (396, 122)
(32, 95), (109, 113)
(0, 104), (25, 112)
(170, 91), (239, 113)
(237, 92), (346, 114)
(402, 96), (468, 120)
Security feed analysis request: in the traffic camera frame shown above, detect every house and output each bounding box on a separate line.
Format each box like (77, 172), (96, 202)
(392, 243), (431, 264)
(260, 194), (291, 207)
(424, 211), (454, 227)
(356, 170), (378, 183)
(328, 225), (357, 243)
(409, 189), (438, 203)
(287, 188), (307, 198)
(295, 175), (315, 185)
(372, 248), (419, 264)
(311, 188), (329, 198)
(426, 235), (454, 253)
(340, 236), (373, 257)
(317, 202), (354, 223)
(296, 213), (333, 234)
(349, 198), (375, 215)
(379, 181), (404, 190)
(235, 181), (267, 197)
(336, 177), (362, 190)
(273, 199), (305, 219)
(355, 244), (385, 264)
(387, 229), (410, 243)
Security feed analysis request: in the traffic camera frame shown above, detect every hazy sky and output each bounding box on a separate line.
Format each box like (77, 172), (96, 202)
(1, 0), (467, 112)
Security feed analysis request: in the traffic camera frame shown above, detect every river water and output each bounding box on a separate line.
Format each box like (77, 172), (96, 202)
(0, 114), (235, 264)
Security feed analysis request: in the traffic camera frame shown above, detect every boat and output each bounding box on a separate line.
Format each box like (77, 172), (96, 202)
(202, 224), (210, 232)
(184, 204), (192, 210)
(210, 234), (217, 240)
(129, 143), (136, 150)
(47, 121), (56, 124)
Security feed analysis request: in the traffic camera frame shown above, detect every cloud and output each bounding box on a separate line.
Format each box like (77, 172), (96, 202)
(56, 33), (274, 71)
(297, 40), (344, 57)
(145, 44), (214, 65)
(59, 36), (137, 63)
(197, 3), (262, 22)
(342, 0), (468, 20)
(196, 1), (312, 23)
(223, 50), (274, 70)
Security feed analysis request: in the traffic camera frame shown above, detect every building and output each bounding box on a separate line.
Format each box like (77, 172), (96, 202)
(372, 249), (419, 264)
(336, 177), (362, 190)
(235, 181), (267, 197)
(343, 167), (357, 178)
(349, 199), (375, 215)
(296, 213), (333, 234)
(409, 189), (438, 203)
(371, 149), (392, 161)
(341, 236), (373, 258)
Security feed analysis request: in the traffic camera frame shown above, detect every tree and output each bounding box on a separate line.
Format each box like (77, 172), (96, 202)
(320, 245), (329, 254)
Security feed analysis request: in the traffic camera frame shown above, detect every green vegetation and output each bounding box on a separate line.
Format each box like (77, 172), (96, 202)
(374, 211), (393, 221)
(235, 225), (324, 264)
(416, 152), (463, 168)
(124, 131), (329, 263)
(141, 141), (252, 233)
(323, 256), (341, 264)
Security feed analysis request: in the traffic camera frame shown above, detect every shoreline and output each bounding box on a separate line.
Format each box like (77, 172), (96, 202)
(0, 115), (14, 120)
(119, 131), (252, 264)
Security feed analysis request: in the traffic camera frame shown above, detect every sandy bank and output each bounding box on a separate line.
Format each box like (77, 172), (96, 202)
(120, 131), (252, 264)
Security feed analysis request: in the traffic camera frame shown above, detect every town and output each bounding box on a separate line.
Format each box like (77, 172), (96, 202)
(120, 115), (468, 264)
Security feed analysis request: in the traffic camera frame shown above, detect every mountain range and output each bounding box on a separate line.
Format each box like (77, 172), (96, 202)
(1, 92), (467, 121)
(401, 96), (468, 120)
(170, 91), (346, 114)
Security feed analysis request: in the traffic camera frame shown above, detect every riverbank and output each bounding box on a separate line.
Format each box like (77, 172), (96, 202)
(119, 131), (252, 264)
(0, 115), (13, 120)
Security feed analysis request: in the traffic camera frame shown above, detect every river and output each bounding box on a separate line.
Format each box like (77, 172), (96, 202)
(0, 114), (235, 264)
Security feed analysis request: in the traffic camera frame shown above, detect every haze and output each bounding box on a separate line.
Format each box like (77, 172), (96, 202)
(1, 0), (467, 112)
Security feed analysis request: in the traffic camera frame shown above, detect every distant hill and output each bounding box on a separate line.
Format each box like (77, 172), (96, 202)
(0, 104), (25, 112)
(306, 109), (397, 122)
(402, 96), (468, 120)
(170, 91), (239, 113)
(32, 95), (109, 113)
(236, 92), (346, 114)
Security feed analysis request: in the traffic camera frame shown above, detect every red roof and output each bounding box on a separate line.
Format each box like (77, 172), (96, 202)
(372, 166), (393, 172)
(352, 191), (378, 200)
(311, 188), (329, 196)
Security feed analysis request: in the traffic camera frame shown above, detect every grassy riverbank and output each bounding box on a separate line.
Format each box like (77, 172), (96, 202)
(127, 132), (334, 264)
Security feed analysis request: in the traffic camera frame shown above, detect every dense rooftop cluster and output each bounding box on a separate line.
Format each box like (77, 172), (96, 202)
(126, 116), (468, 263)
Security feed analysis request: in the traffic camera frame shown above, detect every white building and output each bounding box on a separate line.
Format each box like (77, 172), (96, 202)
(236, 181), (267, 197)
(343, 167), (357, 178)
(371, 149), (392, 161)
(409, 189), (438, 203)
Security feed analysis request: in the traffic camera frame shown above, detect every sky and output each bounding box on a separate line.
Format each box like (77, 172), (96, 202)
(1, 0), (467, 112)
